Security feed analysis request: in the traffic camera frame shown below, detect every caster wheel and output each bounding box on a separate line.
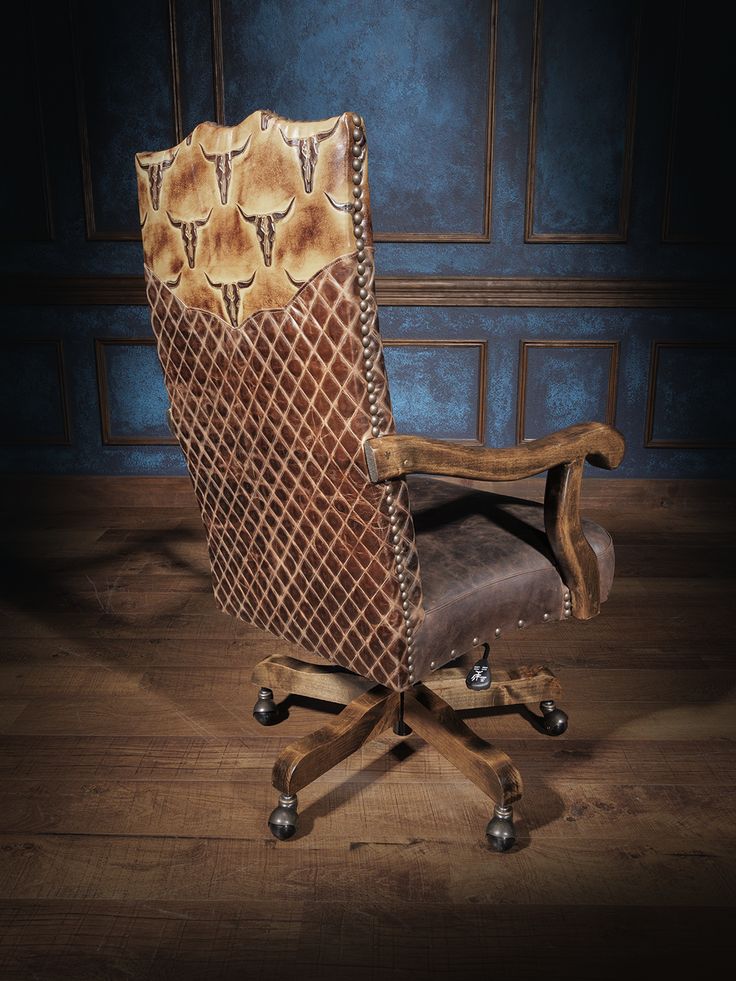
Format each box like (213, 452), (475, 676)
(486, 804), (516, 852)
(268, 793), (298, 840)
(253, 687), (280, 726)
(540, 700), (568, 736)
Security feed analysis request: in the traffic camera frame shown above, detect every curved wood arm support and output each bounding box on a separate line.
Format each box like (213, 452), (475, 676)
(363, 422), (624, 483)
(545, 457), (600, 620)
(364, 422), (624, 621)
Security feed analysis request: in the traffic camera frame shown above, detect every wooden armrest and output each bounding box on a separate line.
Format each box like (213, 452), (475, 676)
(363, 422), (624, 483)
(364, 422), (625, 622)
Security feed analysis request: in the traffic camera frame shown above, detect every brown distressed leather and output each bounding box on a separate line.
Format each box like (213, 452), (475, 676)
(138, 110), (423, 691)
(406, 476), (614, 680)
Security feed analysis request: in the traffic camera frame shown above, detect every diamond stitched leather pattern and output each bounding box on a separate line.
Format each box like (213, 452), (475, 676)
(145, 251), (423, 691)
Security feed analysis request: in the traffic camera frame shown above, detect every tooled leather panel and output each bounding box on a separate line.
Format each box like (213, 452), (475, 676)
(136, 110), (360, 327)
(406, 476), (614, 681)
(144, 251), (423, 692)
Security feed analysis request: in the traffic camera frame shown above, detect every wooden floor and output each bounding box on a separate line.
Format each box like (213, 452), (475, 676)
(0, 477), (734, 980)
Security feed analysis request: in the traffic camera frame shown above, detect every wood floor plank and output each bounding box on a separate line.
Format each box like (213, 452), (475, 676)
(0, 902), (730, 981)
(0, 833), (732, 906)
(1, 477), (735, 978)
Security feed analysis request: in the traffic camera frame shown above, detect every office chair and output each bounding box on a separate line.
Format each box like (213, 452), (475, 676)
(136, 109), (623, 850)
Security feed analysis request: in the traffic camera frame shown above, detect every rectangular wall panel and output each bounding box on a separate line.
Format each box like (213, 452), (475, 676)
(73, 0), (181, 239)
(95, 339), (175, 445)
(383, 341), (486, 442)
(662, 0), (734, 242)
(525, 0), (639, 242)
(0, 340), (70, 444)
(217, 0), (495, 242)
(645, 342), (736, 447)
(517, 340), (619, 442)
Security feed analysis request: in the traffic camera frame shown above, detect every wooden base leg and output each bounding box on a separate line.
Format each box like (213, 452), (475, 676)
(403, 686), (523, 808)
(272, 687), (397, 796)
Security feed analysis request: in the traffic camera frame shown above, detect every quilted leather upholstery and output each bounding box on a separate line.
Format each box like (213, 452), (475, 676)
(138, 110), (423, 691)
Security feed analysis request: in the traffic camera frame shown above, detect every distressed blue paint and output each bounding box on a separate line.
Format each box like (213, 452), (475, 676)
(651, 346), (736, 444)
(103, 343), (171, 441)
(75, 0), (177, 235)
(532, 0), (638, 236)
(176, 0), (218, 134)
(1, 0), (733, 283)
(522, 347), (613, 439)
(0, 342), (66, 443)
(220, 0), (490, 236)
(1, 1), (735, 478)
(383, 345), (480, 440)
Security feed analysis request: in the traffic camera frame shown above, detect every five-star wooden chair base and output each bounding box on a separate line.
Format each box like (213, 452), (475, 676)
(251, 654), (567, 850)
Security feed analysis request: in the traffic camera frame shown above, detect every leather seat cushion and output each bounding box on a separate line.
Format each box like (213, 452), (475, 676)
(407, 475), (614, 679)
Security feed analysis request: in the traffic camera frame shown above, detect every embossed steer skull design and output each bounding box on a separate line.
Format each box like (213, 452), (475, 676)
(279, 119), (340, 193)
(167, 210), (212, 268)
(199, 138), (250, 205)
(205, 272), (257, 329)
(137, 151), (178, 211)
(238, 198), (294, 267)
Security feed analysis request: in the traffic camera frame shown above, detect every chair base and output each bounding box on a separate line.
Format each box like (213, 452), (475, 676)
(252, 654), (566, 848)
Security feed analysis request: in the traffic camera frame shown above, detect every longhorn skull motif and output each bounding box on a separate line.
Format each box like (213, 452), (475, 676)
(284, 269), (306, 288)
(324, 191), (353, 213)
(199, 137), (251, 205)
(205, 271), (257, 328)
(279, 118), (340, 193)
(167, 209), (212, 268)
(238, 198), (295, 267)
(137, 150), (178, 211)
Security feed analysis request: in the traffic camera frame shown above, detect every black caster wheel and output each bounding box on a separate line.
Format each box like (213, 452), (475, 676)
(268, 793), (298, 840)
(253, 687), (281, 726)
(540, 699), (568, 736)
(485, 804), (516, 852)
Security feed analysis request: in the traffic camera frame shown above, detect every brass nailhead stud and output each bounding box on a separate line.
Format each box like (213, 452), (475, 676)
(472, 636), (479, 645)
(495, 628), (501, 637)
(430, 661), (436, 670)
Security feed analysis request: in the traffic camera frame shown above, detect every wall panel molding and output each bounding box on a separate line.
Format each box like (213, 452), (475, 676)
(525, 0), (641, 243)
(211, 0), (496, 243)
(516, 339), (620, 443)
(0, 339), (71, 445)
(645, 341), (736, 448)
(95, 338), (177, 446)
(72, 0), (184, 241)
(384, 339), (487, 443)
(7, 276), (731, 309)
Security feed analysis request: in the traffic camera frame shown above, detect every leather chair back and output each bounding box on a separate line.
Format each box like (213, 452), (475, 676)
(137, 110), (423, 691)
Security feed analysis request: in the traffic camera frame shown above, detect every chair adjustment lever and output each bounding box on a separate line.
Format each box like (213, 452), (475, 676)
(465, 643), (492, 691)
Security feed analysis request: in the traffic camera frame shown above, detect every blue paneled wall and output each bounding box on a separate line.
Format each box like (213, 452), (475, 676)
(2, 0), (734, 477)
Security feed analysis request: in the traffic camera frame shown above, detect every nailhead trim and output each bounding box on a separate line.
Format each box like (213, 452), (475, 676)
(350, 112), (416, 679)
